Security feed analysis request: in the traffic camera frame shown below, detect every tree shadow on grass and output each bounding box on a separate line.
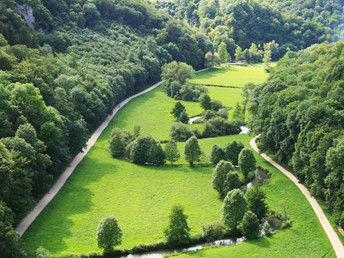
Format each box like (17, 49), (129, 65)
(22, 157), (121, 255)
(247, 236), (272, 248)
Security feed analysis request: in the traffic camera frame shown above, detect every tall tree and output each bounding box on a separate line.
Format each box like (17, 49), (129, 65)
(218, 42), (231, 63)
(184, 136), (202, 167)
(164, 140), (180, 165)
(245, 187), (268, 220)
(164, 205), (191, 246)
(221, 189), (248, 232)
(238, 148), (256, 178)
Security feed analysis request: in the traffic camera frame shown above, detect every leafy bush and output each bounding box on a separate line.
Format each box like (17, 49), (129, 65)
(171, 123), (193, 142)
(202, 221), (225, 242)
(202, 117), (241, 138)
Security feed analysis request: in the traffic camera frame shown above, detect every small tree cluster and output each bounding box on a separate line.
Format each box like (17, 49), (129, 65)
(200, 94), (224, 112)
(221, 188), (269, 238)
(210, 141), (244, 166)
(170, 123), (193, 142)
(171, 102), (189, 124)
(212, 161), (240, 198)
(109, 127), (135, 158)
(130, 135), (165, 166)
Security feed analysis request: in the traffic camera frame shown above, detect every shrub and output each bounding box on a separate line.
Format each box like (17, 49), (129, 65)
(241, 211), (260, 240)
(191, 127), (201, 138)
(211, 100), (223, 111)
(164, 205), (191, 246)
(217, 109), (228, 120)
(171, 123), (192, 142)
(210, 144), (225, 165)
(203, 110), (217, 120)
(263, 221), (271, 236)
(96, 216), (122, 253)
(36, 246), (52, 258)
(202, 117), (241, 138)
(202, 221), (225, 242)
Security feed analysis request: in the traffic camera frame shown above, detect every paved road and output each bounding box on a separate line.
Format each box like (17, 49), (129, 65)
(15, 68), (209, 236)
(250, 135), (344, 257)
(15, 81), (163, 236)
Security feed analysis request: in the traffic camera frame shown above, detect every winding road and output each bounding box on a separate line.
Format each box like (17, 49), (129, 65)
(15, 81), (163, 236)
(250, 135), (344, 257)
(16, 68), (210, 236)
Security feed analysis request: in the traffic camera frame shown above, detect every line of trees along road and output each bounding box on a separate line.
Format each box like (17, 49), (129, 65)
(250, 41), (344, 228)
(0, 0), (211, 256)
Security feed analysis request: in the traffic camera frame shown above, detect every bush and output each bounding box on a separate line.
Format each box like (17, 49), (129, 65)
(217, 109), (228, 120)
(211, 100), (223, 111)
(263, 221), (271, 236)
(241, 211), (260, 240)
(202, 117), (241, 138)
(202, 221), (225, 242)
(203, 110), (216, 120)
(171, 123), (192, 142)
(36, 246), (52, 258)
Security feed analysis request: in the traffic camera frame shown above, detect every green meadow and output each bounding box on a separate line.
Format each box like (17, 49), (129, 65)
(190, 64), (268, 87)
(21, 65), (334, 257)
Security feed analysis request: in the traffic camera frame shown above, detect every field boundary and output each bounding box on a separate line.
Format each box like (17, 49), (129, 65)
(250, 135), (344, 257)
(190, 83), (240, 88)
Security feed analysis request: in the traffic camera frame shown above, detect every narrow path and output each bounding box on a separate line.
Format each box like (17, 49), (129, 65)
(16, 81), (162, 236)
(16, 68), (209, 236)
(250, 135), (344, 257)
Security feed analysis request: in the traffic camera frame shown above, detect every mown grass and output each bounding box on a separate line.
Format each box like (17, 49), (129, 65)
(190, 64), (268, 88)
(22, 66), (334, 257)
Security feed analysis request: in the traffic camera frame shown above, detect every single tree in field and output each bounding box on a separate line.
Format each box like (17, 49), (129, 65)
(238, 148), (256, 178)
(245, 187), (268, 220)
(165, 140), (180, 165)
(223, 171), (241, 196)
(224, 141), (244, 165)
(222, 189), (248, 232)
(96, 215), (122, 253)
(164, 205), (191, 246)
(171, 102), (186, 119)
(212, 161), (233, 198)
(200, 94), (212, 110)
(241, 211), (260, 239)
(184, 136), (202, 167)
(178, 111), (189, 124)
(210, 144), (225, 165)
(218, 42), (231, 64)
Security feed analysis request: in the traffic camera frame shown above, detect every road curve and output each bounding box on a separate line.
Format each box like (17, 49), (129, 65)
(16, 68), (209, 236)
(250, 135), (344, 257)
(15, 81), (163, 236)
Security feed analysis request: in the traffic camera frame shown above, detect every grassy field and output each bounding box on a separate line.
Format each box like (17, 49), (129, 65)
(190, 64), (268, 87)
(21, 65), (334, 257)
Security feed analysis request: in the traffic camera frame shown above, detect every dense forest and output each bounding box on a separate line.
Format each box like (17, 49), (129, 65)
(153, 0), (343, 59)
(250, 41), (344, 228)
(0, 0), (211, 255)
